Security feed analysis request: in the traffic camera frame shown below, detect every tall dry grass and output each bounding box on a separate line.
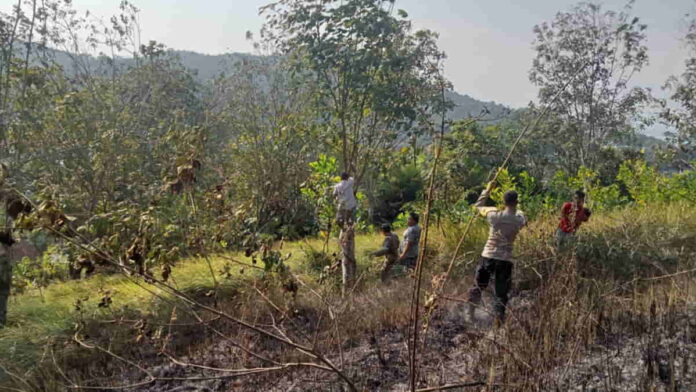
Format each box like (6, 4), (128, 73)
(1, 202), (694, 391)
(429, 202), (696, 391)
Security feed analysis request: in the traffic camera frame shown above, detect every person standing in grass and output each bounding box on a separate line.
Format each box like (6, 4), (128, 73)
(0, 230), (14, 328)
(398, 212), (421, 270)
(333, 172), (357, 228)
(556, 190), (591, 249)
(468, 185), (527, 325)
(333, 172), (358, 295)
(370, 224), (400, 282)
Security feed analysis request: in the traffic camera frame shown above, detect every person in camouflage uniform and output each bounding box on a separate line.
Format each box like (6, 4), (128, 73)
(371, 224), (400, 282)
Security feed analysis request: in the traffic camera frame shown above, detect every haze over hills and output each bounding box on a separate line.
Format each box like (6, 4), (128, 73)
(44, 47), (664, 141)
(177, 51), (514, 122)
(44, 47), (512, 123)
(169, 51), (516, 123)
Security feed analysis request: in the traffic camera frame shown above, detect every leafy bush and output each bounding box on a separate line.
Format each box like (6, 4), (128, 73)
(486, 169), (546, 219)
(550, 166), (626, 211)
(370, 163), (424, 225)
(618, 159), (696, 204)
(301, 154), (341, 235)
(12, 245), (70, 296)
(300, 244), (337, 274)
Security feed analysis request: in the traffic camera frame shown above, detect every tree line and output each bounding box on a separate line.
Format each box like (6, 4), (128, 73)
(0, 0), (694, 305)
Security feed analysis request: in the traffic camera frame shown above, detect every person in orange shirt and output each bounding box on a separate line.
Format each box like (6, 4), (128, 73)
(556, 190), (591, 249)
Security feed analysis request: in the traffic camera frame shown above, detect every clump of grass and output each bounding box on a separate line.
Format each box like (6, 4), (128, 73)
(298, 243), (337, 275)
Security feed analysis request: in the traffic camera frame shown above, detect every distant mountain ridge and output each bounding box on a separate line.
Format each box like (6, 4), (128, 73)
(173, 50), (514, 122)
(172, 50), (253, 80)
(444, 90), (511, 122)
(40, 47), (663, 142)
(40, 46), (512, 123)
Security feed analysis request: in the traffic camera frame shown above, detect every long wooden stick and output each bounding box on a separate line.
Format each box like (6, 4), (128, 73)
(407, 83), (483, 391)
(420, 61), (591, 343)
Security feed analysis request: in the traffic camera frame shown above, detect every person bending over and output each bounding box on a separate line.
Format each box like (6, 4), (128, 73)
(556, 190), (591, 249)
(370, 224), (400, 282)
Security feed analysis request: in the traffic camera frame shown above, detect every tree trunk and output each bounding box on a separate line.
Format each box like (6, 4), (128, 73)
(339, 225), (356, 297)
(0, 244), (12, 327)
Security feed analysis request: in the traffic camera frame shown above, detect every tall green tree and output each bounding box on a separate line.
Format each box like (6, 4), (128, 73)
(261, 0), (448, 184)
(261, 0), (449, 295)
(530, 2), (649, 172)
(661, 16), (696, 170)
(210, 56), (318, 237)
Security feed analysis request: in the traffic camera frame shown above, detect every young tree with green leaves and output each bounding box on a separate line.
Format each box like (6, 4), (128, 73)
(261, 0), (448, 184)
(530, 2), (650, 172)
(0, 0), (224, 324)
(261, 0), (449, 293)
(661, 16), (696, 170)
(211, 56), (318, 237)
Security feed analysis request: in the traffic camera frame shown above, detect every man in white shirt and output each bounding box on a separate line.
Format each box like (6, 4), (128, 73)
(468, 185), (526, 325)
(333, 172), (357, 228)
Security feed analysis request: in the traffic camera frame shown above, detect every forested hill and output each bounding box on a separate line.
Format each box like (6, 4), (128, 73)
(169, 50), (253, 80)
(178, 51), (513, 121)
(47, 47), (511, 123)
(46, 48), (252, 81)
(444, 90), (511, 121)
(48, 47), (663, 141)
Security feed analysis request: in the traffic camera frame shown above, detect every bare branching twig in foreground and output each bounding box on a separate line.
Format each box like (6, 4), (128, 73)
(11, 187), (358, 392)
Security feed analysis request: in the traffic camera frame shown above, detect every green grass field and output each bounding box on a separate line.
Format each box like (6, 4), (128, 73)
(0, 232), (384, 371)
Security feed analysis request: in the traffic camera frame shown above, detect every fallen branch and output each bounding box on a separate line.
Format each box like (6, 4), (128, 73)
(415, 381), (485, 391)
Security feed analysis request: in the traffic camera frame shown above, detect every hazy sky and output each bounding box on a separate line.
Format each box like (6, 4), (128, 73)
(58, 0), (695, 108)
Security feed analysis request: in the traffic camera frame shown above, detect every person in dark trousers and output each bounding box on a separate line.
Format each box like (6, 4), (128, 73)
(398, 212), (421, 270)
(371, 224), (400, 282)
(556, 190), (591, 249)
(467, 185), (526, 326)
(0, 230), (14, 328)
